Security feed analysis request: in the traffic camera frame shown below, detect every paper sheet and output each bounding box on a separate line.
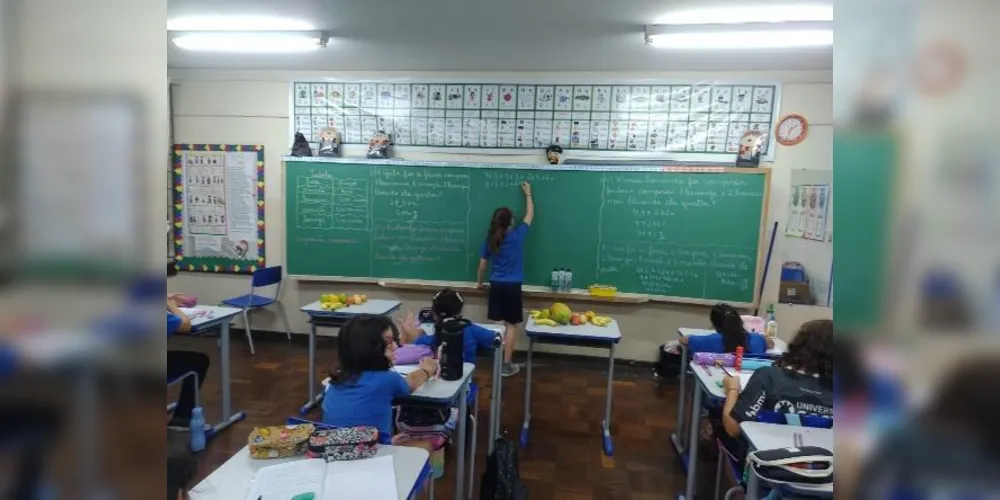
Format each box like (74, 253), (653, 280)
(392, 365), (420, 376)
(722, 367), (756, 390)
(324, 455), (398, 500)
(245, 459), (326, 500)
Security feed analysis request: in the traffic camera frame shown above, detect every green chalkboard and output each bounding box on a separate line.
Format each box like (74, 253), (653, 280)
(285, 159), (770, 304)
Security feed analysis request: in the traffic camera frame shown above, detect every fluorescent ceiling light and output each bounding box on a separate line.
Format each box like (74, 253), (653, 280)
(167, 15), (314, 31)
(172, 31), (327, 53)
(656, 4), (833, 25)
(645, 21), (832, 49)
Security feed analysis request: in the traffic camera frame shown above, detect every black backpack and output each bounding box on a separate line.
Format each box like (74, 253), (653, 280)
(480, 437), (528, 500)
(291, 132), (313, 157)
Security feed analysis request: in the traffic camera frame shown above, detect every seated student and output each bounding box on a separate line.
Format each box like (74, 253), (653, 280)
(322, 314), (438, 444)
(680, 303), (774, 354)
(396, 288), (498, 363)
(166, 448), (197, 500)
(166, 280), (210, 429)
(718, 319), (834, 467)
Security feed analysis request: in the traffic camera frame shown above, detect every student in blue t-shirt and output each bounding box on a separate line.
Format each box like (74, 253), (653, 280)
(398, 288), (499, 363)
(166, 292), (209, 429)
(680, 303), (774, 354)
(476, 181), (534, 377)
(322, 315), (439, 444)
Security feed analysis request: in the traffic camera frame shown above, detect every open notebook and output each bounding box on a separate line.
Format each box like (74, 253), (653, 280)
(245, 455), (398, 500)
(722, 366), (755, 390)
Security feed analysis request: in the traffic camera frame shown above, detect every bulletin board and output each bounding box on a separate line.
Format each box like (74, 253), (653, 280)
(172, 144), (266, 274)
(291, 79), (781, 162)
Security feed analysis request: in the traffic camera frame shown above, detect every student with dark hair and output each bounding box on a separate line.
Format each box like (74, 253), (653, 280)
(477, 181), (534, 377)
(715, 319), (835, 468)
(397, 288), (499, 363)
(166, 449), (196, 500)
(679, 303), (774, 354)
(322, 315), (438, 443)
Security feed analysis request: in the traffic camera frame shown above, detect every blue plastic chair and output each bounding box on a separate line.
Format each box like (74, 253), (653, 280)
(715, 411), (833, 500)
(220, 265), (291, 355)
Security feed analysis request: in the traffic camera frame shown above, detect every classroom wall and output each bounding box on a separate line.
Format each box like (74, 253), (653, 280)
(168, 69), (832, 362)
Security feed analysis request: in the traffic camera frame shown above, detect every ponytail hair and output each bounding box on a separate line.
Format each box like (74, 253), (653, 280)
(710, 303), (748, 353)
(486, 207), (513, 254)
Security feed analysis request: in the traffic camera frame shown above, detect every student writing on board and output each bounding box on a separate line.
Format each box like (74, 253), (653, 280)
(477, 181), (534, 377)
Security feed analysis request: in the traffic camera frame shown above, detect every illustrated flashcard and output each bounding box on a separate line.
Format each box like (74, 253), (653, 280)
(498, 85), (517, 110)
(630, 87), (651, 111)
(446, 85), (463, 109)
(711, 87), (732, 112)
(344, 84), (361, 108)
(650, 86), (670, 112)
(521, 86), (541, 110)
(482, 85), (499, 109)
(377, 84), (394, 108)
(731, 86), (752, 113)
(670, 86), (691, 112)
(311, 84), (327, 106)
(612, 86), (630, 111)
(554, 86), (573, 111)
(691, 86), (712, 112)
(294, 83), (310, 106)
(394, 84), (410, 108)
(592, 86), (611, 111)
(751, 87), (774, 113)
(360, 83), (377, 108)
(411, 85), (429, 108)
(464, 85), (482, 109)
(429, 85), (446, 108)
(572, 86), (592, 111)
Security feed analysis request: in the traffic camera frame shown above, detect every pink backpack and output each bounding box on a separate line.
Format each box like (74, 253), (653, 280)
(741, 315), (766, 333)
(394, 344), (433, 365)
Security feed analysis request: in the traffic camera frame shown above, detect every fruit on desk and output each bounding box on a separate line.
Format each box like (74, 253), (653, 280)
(533, 318), (558, 326)
(537, 309), (550, 320)
(591, 316), (613, 327)
(320, 294), (339, 304)
(337, 293), (348, 303)
(570, 313), (584, 326)
(320, 301), (345, 311)
(549, 303), (572, 324)
(529, 310), (542, 319)
(584, 311), (596, 321)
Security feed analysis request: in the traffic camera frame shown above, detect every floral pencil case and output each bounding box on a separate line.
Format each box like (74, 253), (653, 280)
(307, 426), (379, 462)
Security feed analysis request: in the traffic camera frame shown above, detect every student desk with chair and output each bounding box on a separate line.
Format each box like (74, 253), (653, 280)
(392, 361), (476, 500)
(521, 318), (622, 456)
(740, 422), (834, 500)
(298, 299), (402, 414)
(176, 304), (246, 438)
(672, 328), (787, 460)
(677, 360), (729, 500)
(188, 444), (432, 500)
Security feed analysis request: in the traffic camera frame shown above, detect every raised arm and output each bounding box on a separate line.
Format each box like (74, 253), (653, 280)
(521, 181), (534, 226)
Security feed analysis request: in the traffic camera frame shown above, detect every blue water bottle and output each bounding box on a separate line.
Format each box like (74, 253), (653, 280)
(190, 407), (206, 452)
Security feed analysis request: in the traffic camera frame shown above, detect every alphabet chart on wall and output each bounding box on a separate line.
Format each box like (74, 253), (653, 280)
(172, 144), (266, 274)
(291, 80), (781, 161)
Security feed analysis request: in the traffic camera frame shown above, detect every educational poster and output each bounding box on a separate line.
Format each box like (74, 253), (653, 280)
(291, 80), (780, 160)
(172, 144), (266, 274)
(786, 183), (830, 241)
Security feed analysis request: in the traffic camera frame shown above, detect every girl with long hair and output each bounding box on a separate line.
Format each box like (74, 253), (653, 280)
(679, 302), (774, 354)
(477, 181), (534, 376)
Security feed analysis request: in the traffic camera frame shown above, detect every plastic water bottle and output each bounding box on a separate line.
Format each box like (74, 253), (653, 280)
(551, 268), (559, 292)
(566, 269), (573, 292)
(765, 304), (778, 340)
(559, 268), (569, 292)
(190, 407), (206, 452)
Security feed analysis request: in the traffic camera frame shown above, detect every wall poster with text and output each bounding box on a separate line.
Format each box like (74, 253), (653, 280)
(172, 144), (266, 274)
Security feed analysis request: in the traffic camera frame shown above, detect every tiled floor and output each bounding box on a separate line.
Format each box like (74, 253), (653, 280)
(169, 333), (722, 499)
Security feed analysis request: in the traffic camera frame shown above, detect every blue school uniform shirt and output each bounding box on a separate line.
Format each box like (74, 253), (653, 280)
(167, 312), (182, 337)
(687, 332), (768, 355)
(413, 323), (497, 363)
(322, 371), (412, 444)
(480, 222), (529, 283)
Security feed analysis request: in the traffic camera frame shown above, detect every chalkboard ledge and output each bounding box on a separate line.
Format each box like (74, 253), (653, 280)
(377, 279), (649, 304)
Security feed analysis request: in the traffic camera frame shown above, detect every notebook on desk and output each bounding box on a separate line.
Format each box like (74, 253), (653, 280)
(245, 455), (398, 500)
(722, 367), (755, 390)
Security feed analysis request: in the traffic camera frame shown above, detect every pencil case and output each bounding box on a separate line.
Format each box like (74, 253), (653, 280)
(692, 353), (773, 370)
(247, 424), (314, 459)
(307, 426), (379, 462)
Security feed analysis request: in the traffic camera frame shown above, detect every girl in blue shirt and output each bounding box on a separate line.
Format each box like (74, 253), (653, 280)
(398, 288), (500, 363)
(322, 314), (438, 444)
(679, 303), (774, 354)
(477, 181), (534, 377)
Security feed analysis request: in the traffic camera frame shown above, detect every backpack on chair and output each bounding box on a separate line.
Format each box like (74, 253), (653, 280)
(480, 437), (528, 500)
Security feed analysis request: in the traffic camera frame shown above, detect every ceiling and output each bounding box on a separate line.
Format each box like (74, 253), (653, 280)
(167, 0), (833, 71)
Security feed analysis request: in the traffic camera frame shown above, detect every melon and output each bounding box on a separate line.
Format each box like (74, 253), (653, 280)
(549, 303), (572, 325)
